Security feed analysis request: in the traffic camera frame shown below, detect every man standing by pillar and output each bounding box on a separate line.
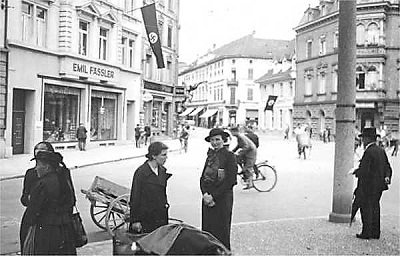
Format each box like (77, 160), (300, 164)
(77, 123), (87, 151)
(350, 127), (392, 239)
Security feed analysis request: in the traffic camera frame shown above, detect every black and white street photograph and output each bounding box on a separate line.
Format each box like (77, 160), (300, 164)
(0, 0), (399, 255)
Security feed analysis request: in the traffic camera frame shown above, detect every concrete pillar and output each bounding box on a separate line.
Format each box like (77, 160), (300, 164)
(329, 0), (357, 223)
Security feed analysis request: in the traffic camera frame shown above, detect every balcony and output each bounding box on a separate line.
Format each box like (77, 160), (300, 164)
(224, 99), (239, 109)
(356, 88), (386, 100)
(356, 45), (386, 57)
(227, 79), (238, 86)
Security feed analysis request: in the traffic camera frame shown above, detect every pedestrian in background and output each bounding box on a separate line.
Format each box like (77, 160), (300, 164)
(134, 124), (141, 148)
(179, 125), (190, 153)
(76, 123), (87, 151)
(129, 142), (171, 233)
(350, 127), (392, 239)
(200, 128), (237, 250)
(244, 126), (259, 148)
(144, 124), (151, 146)
(21, 150), (77, 254)
(284, 125), (290, 140)
(20, 142), (55, 253)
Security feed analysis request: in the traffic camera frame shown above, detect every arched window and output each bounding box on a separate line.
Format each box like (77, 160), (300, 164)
(319, 110), (326, 133)
(367, 23), (379, 45)
(356, 66), (365, 89)
(366, 66), (379, 89)
(306, 110), (312, 126)
(356, 24), (365, 45)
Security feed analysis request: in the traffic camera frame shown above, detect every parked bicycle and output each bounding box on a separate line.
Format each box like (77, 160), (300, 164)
(237, 160), (277, 192)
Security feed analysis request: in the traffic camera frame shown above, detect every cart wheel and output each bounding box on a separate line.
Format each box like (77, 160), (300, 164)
(90, 202), (108, 230)
(105, 194), (130, 237)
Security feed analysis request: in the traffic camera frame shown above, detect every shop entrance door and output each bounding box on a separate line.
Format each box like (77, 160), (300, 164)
(12, 89), (26, 154)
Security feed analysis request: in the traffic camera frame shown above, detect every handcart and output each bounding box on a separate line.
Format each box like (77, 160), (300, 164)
(81, 176), (131, 236)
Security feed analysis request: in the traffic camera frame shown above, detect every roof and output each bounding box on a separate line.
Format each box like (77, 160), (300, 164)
(180, 34), (295, 75)
(255, 67), (294, 84)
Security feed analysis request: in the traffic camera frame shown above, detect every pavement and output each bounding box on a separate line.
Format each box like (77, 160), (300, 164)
(1, 130), (399, 255)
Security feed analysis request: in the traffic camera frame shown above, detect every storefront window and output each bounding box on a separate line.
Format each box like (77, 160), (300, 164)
(43, 85), (80, 142)
(91, 91), (117, 140)
(152, 101), (161, 129)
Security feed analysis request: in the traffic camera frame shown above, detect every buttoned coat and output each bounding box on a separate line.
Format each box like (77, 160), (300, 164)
(129, 161), (172, 233)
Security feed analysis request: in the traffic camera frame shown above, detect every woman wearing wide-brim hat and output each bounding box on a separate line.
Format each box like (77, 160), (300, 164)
(200, 128), (238, 250)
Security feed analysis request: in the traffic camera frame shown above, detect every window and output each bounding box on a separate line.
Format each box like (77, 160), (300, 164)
(231, 69), (236, 81)
(91, 92), (117, 141)
(121, 37), (127, 65)
(158, 22), (163, 45)
(306, 40), (312, 59)
(319, 36), (326, 55)
(289, 82), (293, 97)
(124, 0), (136, 13)
(230, 87), (236, 104)
(22, 2), (47, 47)
(248, 68), (253, 80)
(318, 73), (326, 94)
(79, 20), (89, 56)
(332, 69), (338, 92)
(356, 24), (365, 45)
(333, 31), (339, 49)
(356, 66), (365, 89)
(366, 66), (379, 89)
(36, 6), (47, 46)
(247, 88), (254, 101)
(367, 23), (379, 45)
(168, 0), (173, 11)
(167, 26), (172, 47)
(232, 59), (235, 64)
(305, 77), (312, 95)
(128, 39), (135, 68)
(99, 28), (108, 60)
(22, 2), (33, 42)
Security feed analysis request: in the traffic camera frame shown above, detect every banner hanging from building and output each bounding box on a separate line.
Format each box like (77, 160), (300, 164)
(264, 95), (278, 111)
(141, 3), (165, 68)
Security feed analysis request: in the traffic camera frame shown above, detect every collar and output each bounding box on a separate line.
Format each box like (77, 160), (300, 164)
(365, 141), (376, 150)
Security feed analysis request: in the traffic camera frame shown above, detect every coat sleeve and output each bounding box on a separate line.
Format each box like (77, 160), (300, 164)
(354, 148), (372, 178)
(383, 151), (392, 182)
(20, 169), (35, 207)
(210, 151), (238, 201)
(129, 168), (145, 224)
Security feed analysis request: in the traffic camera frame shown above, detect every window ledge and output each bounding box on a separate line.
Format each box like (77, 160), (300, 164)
(317, 93), (326, 96)
(304, 94), (313, 98)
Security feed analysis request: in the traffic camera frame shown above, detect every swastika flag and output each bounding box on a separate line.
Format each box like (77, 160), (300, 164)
(141, 3), (165, 68)
(264, 95), (278, 111)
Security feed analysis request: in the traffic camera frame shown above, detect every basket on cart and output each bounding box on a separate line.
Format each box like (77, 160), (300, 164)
(81, 176), (131, 236)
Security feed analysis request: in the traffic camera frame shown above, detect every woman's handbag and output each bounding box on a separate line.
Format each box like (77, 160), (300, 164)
(72, 206), (88, 248)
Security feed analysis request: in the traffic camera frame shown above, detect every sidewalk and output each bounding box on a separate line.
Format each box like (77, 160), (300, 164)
(77, 215), (400, 255)
(0, 137), (181, 181)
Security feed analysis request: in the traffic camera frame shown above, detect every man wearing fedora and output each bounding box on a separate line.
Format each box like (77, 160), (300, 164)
(351, 127), (392, 239)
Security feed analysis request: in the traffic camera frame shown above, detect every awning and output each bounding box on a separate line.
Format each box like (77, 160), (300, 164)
(189, 107), (204, 116)
(200, 109), (218, 118)
(179, 107), (195, 117)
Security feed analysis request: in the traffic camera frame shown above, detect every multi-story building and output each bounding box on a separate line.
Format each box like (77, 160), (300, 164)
(294, 0), (400, 139)
(179, 33), (294, 128)
(1, 0), (179, 157)
(255, 54), (296, 134)
(141, 0), (180, 136)
(0, 0), (8, 157)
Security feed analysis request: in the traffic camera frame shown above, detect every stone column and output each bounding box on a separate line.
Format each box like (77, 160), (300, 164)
(329, 0), (357, 223)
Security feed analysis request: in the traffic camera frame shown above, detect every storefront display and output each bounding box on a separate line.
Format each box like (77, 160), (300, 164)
(90, 91), (117, 141)
(43, 85), (80, 142)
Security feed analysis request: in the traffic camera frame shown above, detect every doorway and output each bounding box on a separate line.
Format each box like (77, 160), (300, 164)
(12, 89), (26, 154)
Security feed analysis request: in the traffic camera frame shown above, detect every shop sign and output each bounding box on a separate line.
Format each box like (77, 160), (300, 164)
(175, 86), (185, 95)
(144, 81), (173, 94)
(60, 57), (119, 83)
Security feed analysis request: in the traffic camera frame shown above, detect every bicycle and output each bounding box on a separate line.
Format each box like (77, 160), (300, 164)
(237, 160), (277, 192)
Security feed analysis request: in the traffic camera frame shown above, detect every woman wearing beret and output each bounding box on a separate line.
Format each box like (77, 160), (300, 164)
(22, 150), (77, 255)
(129, 141), (172, 233)
(200, 128), (238, 250)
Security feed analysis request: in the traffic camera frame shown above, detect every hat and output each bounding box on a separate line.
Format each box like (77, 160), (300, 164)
(358, 127), (377, 138)
(34, 151), (63, 165)
(205, 128), (230, 142)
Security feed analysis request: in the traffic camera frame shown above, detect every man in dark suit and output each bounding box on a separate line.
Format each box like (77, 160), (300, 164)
(351, 127), (392, 239)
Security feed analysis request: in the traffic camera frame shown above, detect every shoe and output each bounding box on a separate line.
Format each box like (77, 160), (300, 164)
(356, 233), (370, 239)
(243, 185), (252, 190)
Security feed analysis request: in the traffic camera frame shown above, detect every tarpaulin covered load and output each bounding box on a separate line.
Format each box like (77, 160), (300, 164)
(113, 223), (231, 255)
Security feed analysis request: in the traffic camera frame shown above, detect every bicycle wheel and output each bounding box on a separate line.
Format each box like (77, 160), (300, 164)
(252, 163), (277, 192)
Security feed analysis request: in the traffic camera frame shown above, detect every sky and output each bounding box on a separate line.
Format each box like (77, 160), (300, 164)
(178, 0), (320, 63)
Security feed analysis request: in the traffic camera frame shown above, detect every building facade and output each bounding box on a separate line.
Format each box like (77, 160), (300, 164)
(179, 34), (294, 128)
(141, 0), (180, 136)
(255, 56), (296, 134)
(1, 0), (179, 157)
(294, 0), (400, 139)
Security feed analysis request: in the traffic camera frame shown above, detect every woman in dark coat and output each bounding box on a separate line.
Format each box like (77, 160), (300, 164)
(200, 128), (238, 250)
(22, 150), (77, 255)
(129, 141), (172, 233)
(20, 141), (55, 253)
